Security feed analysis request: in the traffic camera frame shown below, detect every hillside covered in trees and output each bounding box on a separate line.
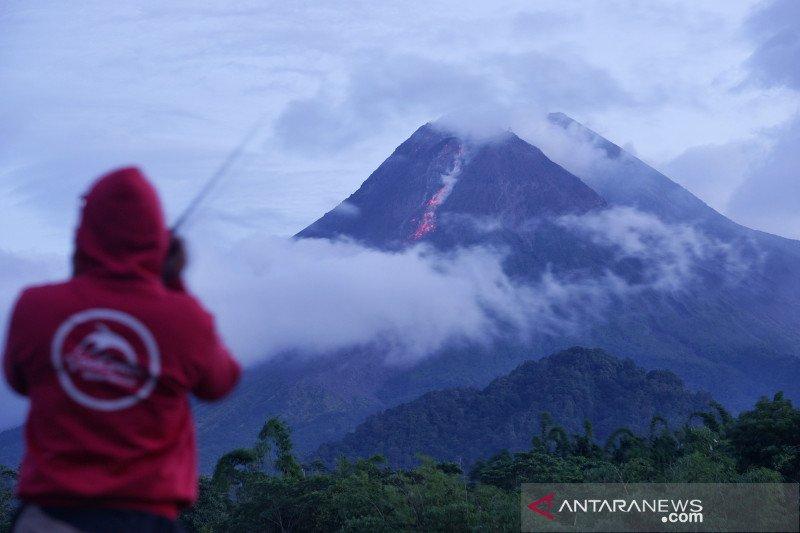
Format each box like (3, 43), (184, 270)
(316, 347), (711, 468)
(183, 391), (798, 531)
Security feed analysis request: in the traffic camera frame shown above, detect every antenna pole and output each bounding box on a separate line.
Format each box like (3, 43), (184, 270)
(171, 118), (265, 232)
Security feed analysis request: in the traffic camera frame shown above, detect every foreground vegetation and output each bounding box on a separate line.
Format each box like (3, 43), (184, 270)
(1, 392), (798, 532)
(181, 392), (799, 532)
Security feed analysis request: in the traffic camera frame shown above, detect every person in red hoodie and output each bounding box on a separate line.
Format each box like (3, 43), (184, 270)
(3, 167), (241, 532)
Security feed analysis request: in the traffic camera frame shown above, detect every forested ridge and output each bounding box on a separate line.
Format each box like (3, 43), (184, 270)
(317, 347), (711, 469)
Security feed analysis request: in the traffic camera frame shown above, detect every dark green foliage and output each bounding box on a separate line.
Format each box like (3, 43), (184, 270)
(0, 467), (17, 533)
(180, 419), (517, 532)
(258, 418), (303, 479)
(176, 395), (797, 532)
(471, 399), (793, 490)
(728, 392), (800, 481)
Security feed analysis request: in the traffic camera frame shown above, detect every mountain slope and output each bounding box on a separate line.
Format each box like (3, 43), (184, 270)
(546, 112), (726, 228)
(540, 113), (800, 393)
(0, 427), (21, 469)
(317, 347), (711, 469)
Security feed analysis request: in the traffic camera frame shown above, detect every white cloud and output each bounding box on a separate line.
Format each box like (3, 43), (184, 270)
(189, 235), (528, 365)
(184, 205), (751, 367)
(557, 207), (750, 291)
(744, 0), (800, 91)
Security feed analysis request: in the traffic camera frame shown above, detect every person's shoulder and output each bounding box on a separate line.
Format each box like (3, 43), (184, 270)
(13, 280), (72, 307)
(3, 281), (71, 329)
(160, 289), (216, 328)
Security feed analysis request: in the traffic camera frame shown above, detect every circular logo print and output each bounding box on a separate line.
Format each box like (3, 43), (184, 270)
(51, 308), (161, 411)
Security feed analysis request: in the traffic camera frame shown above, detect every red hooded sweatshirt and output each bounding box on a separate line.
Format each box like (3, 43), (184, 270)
(2, 167), (241, 519)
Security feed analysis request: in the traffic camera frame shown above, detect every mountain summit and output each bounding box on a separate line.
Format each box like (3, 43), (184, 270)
(298, 123), (605, 249)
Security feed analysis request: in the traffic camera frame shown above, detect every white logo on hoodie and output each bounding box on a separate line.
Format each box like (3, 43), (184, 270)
(51, 308), (161, 411)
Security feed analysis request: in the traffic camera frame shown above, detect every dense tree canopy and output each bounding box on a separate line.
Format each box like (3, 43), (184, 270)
(179, 392), (795, 532)
(1, 392), (797, 532)
(0, 468), (15, 533)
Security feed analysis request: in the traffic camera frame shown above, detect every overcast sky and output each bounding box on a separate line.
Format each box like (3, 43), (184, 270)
(1, 0), (799, 253)
(0, 1), (798, 425)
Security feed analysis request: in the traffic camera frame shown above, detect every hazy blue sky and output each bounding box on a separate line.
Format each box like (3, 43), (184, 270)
(0, 0), (798, 426)
(2, 0), (798, 252)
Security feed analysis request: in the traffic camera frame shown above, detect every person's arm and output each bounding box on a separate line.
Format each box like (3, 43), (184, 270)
(163, 233), (188, 292)
(3, 292), (32, 396)
(163, 233), (240, 398)
(190, 307), (241, 401)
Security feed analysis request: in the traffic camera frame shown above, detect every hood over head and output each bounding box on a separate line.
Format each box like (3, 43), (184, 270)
(75, 167), (169, 280)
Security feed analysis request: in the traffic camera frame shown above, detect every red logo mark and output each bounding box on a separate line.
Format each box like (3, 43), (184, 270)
(528, 492), (556, 520)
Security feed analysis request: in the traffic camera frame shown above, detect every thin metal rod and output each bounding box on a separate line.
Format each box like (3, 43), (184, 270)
(171, 119), (265, 232)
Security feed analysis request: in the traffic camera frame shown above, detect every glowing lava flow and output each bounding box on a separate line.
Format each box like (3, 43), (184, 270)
(411, 149), (464, 241)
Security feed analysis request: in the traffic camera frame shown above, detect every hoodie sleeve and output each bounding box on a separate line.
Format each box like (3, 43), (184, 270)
(3, 291), (33, 396)
(186, 302), (241, 401)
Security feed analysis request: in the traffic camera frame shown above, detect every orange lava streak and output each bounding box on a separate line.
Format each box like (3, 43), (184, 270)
(410, 147), (464, 241)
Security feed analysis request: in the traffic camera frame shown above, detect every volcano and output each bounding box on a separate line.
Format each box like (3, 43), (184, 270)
(298, 124), (606, 248)
(4, 116), (800, 472)
(188, 117), (800, 470)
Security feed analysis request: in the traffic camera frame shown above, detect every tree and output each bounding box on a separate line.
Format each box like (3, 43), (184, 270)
(0, 467), (17, 533)
(728, 392), (800, 481)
